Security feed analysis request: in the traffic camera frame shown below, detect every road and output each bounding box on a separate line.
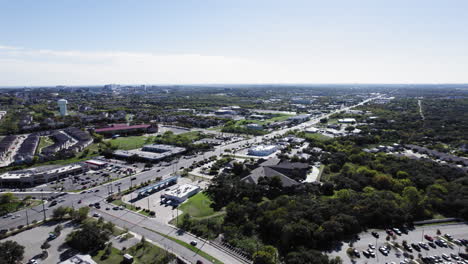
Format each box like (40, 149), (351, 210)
(0, 94), (382, 263)
(91, 204), (244, 264)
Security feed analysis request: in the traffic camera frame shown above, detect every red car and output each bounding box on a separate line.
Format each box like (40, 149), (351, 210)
(424, 234), (434, 241)
(386, 229), (394, 236)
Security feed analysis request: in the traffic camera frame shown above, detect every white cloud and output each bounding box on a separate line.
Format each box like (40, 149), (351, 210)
(0, 46), (289, 85)
(0, 44), (467, 85)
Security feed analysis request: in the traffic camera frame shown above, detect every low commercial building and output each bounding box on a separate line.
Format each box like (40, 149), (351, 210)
(0, 164), (86, 186)
(93, 123), (157, 137)
(338, 118), (356, 123)
(305, 127), (319, 133)
(113, 144), (185, 162)
(194, 138), (224, 146)
(248, 145), (278, 156)
(246, 123), (263, 130)
(85, 159), (107, 169)
(163, 184), (200, 203)
(60, 254), (97, 264)
(288, 114), (310, 123)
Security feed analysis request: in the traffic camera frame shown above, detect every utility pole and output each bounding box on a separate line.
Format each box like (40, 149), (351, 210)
(41, 190), (46, 221)
(25, 209), (29, 226)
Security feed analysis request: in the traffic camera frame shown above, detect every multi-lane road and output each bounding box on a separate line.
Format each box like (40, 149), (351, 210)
(0, 95), (381, 263)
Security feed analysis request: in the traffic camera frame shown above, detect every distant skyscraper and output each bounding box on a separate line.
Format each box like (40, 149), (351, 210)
(58, 99), (68, 116)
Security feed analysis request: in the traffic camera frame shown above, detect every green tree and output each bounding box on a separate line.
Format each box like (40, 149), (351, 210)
(66, 219), (112, 252)
(0, 193), (16, 204)
(54, 224), (63, 236)
(72, 207), (89, 222)
(0, 240), (25, 264)
(253, 245), (278, 264)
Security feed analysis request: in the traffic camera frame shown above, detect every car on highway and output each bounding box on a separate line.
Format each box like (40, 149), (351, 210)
(93, 213), (101, 217)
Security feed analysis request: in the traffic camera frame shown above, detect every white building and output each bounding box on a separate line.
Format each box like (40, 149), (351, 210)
(246, 123), (263, 130)
(58, 99), (68, 116)
(338, 118), (356, 124)
(305, 127), (319, 133)
(248, 145), (278, 156)
(0, 164), (85, 186)
(164, 184), (200, 203)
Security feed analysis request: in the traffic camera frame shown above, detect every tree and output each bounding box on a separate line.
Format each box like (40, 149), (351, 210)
(66, 219), (112, 252)
(0, 240), (25, 264)
(0, 193), (16, 204)
(41, 241), (51, 249)
(52, 206), (71, 219)
(54, 224), (63, 236)
(72, 207), (89, 222)
(253, 245), (278, 264)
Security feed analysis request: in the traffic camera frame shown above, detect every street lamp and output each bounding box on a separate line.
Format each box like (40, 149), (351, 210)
(41, 189), (46, 221)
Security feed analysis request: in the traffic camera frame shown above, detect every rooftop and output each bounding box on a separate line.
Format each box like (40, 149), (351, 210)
(165, 184), (200, 198)
(94, 124), (150, 133)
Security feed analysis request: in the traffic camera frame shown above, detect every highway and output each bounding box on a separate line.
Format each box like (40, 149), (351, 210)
(0, 94), (381, 263)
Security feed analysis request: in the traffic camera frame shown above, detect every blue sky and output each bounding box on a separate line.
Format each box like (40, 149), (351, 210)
(1, 0), (468, 85)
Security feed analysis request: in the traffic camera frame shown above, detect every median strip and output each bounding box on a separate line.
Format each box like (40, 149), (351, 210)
(142, 227), (224, 264)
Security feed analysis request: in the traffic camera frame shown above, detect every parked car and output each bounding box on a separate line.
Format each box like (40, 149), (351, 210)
(190, 240), (198, 246)
(424, 234), (434, 241)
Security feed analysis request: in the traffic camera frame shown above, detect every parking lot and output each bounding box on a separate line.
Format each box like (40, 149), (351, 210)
(328, 223), (468, 264)
(0, 220), (77, 264)
(29, 159), (138, 192)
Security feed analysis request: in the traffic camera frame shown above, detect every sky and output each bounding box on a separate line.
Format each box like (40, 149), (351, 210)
(1, 0), (468, 86)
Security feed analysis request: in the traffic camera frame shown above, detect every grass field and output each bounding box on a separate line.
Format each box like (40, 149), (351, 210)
(36, 136), (54, 154)
(107, 136), (151, 150)
(92, 241), (174, 264)
(178, 192), (215, 218)
(0, 198), (42, 215)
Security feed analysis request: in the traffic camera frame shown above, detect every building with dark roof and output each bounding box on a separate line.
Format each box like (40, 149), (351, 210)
(93, 123), (156, 136)
(241, 158), (310, 187)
